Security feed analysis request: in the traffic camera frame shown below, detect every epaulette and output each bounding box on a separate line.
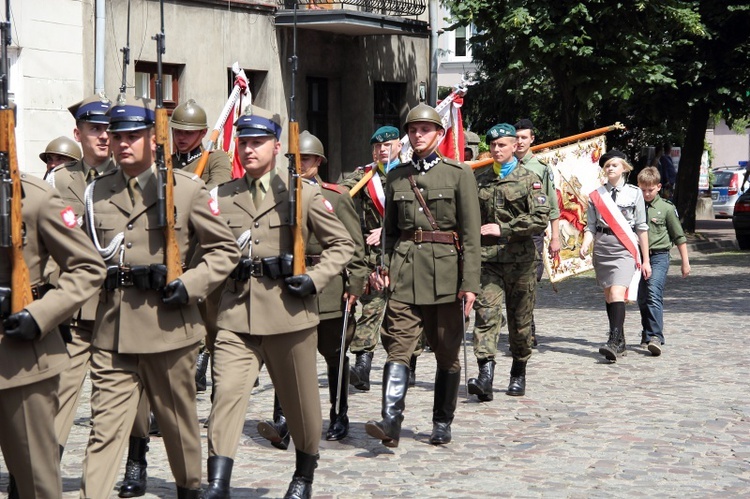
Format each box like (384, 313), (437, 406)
(20, 172), (52, 192)
(663, 198), (675, 206)
(53, 160), (79, 173)
(320, 181), (344, 194)
(97, 168), (119, 179)
(303, 178), (317, 186)
(442, 157), (466, 169)
(174, 168), (201, 182)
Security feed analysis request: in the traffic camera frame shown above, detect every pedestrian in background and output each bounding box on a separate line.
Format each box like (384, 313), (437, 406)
(636, 167), (691, 357)
(579, 150), (651, 362)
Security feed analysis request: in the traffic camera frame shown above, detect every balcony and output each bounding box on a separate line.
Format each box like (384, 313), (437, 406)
(275, 0), (428, 37)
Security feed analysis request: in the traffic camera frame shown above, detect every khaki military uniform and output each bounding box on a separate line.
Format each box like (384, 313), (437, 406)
(382, 155), (481, 372)
(1, 175), (106, 499)
(519, 151), (560, 281)
(46, 158), (117, 449)
(473, 165), (550, 362)
(79, 167), (240, 497)
(173, 146), (232, 189)
(207, 168), (353, 459)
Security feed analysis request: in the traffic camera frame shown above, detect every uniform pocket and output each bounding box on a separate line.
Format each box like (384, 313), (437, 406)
(393, 190), (415, 226)
(433, 243), (459, 296)
(427, 188), (455, 225)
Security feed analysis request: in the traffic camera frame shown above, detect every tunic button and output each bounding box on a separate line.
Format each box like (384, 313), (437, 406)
(254, 222), (260, 228)
(420, 188), (424, 192)
(418, 207), (423, 212)
(417, 244), (422, 249)
(127, 224), (133, 230)
(126, 242), (132, 248)
(438, 194), (443, 198)
(255, 239), (260, 245)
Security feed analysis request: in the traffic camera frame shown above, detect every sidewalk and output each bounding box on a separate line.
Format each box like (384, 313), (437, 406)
(684, 218), (739, 254)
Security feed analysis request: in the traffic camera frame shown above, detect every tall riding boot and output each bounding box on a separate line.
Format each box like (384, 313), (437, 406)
(408, 354), (417, 387)
(148, 411), (161, 436)
(599, 328), (626, 361)
(326, 358), (350, 441)
(204, 455), (233, 499)
(118, 436), (149, 498)
(257, 393), (290, 450)
(349, 351), (373, 391)
(195, 349), (210, 392)
(364, 362), (409, 447)
(429, 370), (460, 445)
(176, 486), (203, 499)
(467, 358), (495, 402)
(283, 449), (319, 499)
(506, 359), (527, 396)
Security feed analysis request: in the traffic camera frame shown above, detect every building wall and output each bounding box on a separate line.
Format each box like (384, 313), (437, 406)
(706, 120), (750, 168)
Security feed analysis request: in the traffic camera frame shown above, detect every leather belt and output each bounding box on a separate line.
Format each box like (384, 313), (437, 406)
(481, 235), (508, 246)
(400, 228), (456, 244)
(596, 226), (614, 235)
(306, 255), (322, 266)
(650, 249), (670, 255)
(31, 283), (54, 300)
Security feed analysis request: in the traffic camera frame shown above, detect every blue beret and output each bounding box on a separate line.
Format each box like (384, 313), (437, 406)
(370, 126), (400, 144)
(107, 95), (155, 132)
(486, 123), (516, 143)
(69, 94), (111, 124)
(236, 106), (282, 140)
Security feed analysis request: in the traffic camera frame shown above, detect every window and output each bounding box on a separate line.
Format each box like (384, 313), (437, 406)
(134, 61), (183, 111)
(226, 68), (267, 103)
(374, 81), (404, 130)
(307, 77), (329, 180)
(455, 26), (467, 57)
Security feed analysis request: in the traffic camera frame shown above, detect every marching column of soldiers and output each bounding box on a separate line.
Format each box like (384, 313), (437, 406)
(1, 79), (559, 497)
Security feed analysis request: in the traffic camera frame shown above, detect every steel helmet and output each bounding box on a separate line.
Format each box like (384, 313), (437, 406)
(39, 136), (82, 163)
(170, 99), (208, 131)
(299, 130), (327, 163)
(403, 103), (443, 131)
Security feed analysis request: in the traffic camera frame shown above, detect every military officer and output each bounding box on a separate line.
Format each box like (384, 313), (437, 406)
(45, 94), (117, 459)
(1, 173), (106, 499)
(471, 123), (550, 400)
(339, 126), (401, 391)
(40, 135), (81, 174)
(204, 108), (353, 498)
(78, 95), (240, 498)
(365, 104), (481, 447)
(514, 119), (561, 346)
(257, 130), (367, 446)
(171, 99), (233, 189)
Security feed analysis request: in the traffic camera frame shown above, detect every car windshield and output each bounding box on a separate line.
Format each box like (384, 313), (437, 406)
(714, 171), (736, 187)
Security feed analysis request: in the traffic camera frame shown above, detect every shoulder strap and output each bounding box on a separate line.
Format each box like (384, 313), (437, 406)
(407, 174), (439, 231)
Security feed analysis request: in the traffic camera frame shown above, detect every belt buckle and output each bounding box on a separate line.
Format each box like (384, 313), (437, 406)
(119, 266), (134, 287)
(251, 260), (264, 278)
(414, 228), (423, 244)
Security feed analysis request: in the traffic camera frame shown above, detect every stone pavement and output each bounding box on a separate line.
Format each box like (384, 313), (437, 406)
(3, 248), (750, 498)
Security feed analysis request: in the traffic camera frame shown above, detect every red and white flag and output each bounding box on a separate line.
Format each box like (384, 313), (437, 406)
(364, 165), (386, 217)
(220, 64), (251, 179)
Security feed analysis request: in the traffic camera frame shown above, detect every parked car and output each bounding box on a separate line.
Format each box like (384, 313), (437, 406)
(732, 189), (750, 250)
(711, 166), (747, 218)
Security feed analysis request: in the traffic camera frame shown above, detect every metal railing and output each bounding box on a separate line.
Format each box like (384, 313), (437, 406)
(278, 0), (426, 17)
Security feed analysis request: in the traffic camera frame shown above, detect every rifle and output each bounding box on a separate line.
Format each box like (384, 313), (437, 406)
(119, 0), (131, 95)
(0, 0), (32, 314)
(287, 2), (305, 275)
(193, 63), (249, 179)
(152, 0), (182, 283)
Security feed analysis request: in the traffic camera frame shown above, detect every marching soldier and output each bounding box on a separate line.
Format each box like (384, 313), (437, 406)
(47, 94), (117, 457)
(257, 130), (366, 446)
(365, 104), (481, 447)
(204, 108), (353, 498)
(78, 95), (240, 498)
(471, 123), (550, 400)
(339, 126), (401, 391)
(1, 173), (106, 498)
(39, 135), (81, 174)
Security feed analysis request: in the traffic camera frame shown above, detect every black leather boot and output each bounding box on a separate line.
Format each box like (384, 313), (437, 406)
(429, 370), (460, 445)
(364, 362), (409, 447)
(349, 351), (373, 391)
(204, 455), (233, 499)
(326, 358), (350, 441)
(408, 354), (417, 387)
(195, 349), (210, 393)
(599, 328), (626, 361)
(257, 393), (290, 450)
(7, 475), (18, 499)
(177, 486), (203, 499)
(118, 436), (149, 498)
(148, 411), (161, 436)
(467, 358), (495, 402)
(283, 449), (319, 499)
(506, 359), (527, 396)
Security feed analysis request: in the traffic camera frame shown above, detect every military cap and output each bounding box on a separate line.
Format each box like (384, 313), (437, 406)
(235, 105), (282, 140)
(464, 130), (480, 145)
(170, 99), (208, 131)
(68, 93), (111, 124)
(403, 103), (443, 131)
(39, 136), (82, 163)
(299, 130), (327, 163)
(370, 126), (400, 144)
(107, 95), (155, 132)
(599, 149), (628, 168)
(514, 119), (534, 132)
(486, 123), (516, 143)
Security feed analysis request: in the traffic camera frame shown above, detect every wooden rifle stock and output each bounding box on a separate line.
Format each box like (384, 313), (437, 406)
(288, 121), (305, 275)
(0, 108), (33, 313)
(155, 107), (183, 283)
(192, 128), (220, 179)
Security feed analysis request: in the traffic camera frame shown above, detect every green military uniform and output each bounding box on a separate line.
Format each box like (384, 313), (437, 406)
(644, 195), (686, 251)
(46, 157), (117, 450)
(172, 147), (232, 189)
(1, 175), (106, 499)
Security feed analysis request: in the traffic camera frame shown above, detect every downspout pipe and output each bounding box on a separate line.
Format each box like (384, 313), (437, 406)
(94, 0), (105, 93)
(428, 0), (438, 107)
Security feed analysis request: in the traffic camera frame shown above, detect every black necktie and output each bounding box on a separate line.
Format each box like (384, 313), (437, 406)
(611, 188), (618, 203)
